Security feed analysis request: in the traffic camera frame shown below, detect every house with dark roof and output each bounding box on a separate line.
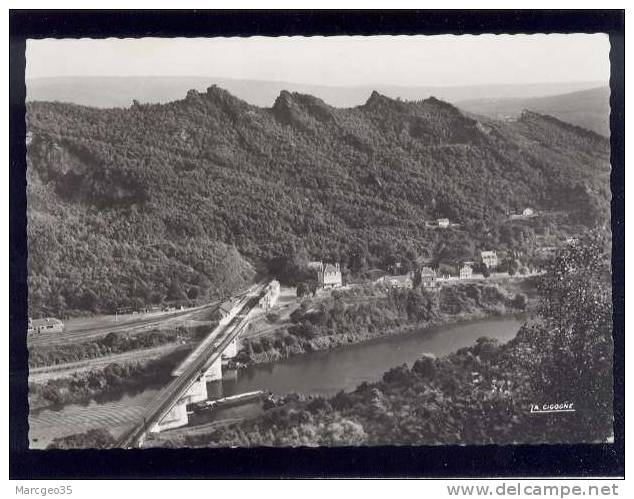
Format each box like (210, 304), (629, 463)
(460, 264), (473, 279)
(259, 280), (281, 309)
(28, 317), (64, 335)
(317, 262), (342, 289)
(419, 267), (437, 288)
(480, 250), (499, 268)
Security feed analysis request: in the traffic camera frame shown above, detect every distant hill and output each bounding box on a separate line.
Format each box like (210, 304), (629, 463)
(458, 86), (610, 136)
(27, 76), (605, 109)
(26, 86), (610, 315)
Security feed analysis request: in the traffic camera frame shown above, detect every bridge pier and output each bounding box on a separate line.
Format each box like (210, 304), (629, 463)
(204, 357), (223, 382)
(151, 377), (208, 433)
(222, 337), (239, 359)
(181, 377), (208, 405)
(150, 400), (188, 432)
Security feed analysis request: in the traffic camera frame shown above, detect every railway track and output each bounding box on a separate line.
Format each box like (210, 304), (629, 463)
(117, 284), (265, 448)
(27, 300), (224, 348)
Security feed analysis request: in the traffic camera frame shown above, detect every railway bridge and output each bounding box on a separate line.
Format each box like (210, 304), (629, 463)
(117, 280), (280, 448)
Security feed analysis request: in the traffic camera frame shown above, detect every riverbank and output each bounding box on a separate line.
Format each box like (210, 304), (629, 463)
(32, 316), (525, 449)
(236, 281), (532, 368)
(239, 309), (521, 366)
(140, 317), (534, 448)
(28, 347), (192, 412)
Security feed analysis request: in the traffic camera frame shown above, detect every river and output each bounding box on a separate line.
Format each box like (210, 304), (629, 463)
(29, 316), (523, 448)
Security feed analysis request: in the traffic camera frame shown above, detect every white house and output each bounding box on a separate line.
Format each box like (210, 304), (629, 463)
(380, 275), (413, 289)
(460, 265), (473, 279)
(523, 207), (535, 217)
(259, 280), (281, 309)
(480, 251), (498, 268)
(437, 218), (450, 228)
(419, 267), (437, 288)
(317, 263), (342, 289)
(28, 317), (64, 335)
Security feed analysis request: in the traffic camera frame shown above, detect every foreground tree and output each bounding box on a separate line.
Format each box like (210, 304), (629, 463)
(525, 230), (613, 442)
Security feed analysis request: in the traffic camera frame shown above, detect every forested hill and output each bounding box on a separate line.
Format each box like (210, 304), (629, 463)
(26, 86), (611, 316)
(458, 86), (610, 137)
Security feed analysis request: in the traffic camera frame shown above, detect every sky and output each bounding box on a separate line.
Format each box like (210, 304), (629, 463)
(26, 34), (610, 87)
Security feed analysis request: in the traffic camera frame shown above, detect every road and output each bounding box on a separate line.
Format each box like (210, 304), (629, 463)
(27, 300), (223, 348)
(117, 283), (266, 448)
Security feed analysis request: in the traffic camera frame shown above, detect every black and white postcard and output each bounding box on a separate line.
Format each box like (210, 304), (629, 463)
(9, 9), (624, 480)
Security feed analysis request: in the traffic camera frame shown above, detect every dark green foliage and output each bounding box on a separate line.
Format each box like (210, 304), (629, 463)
(511, 293), (528, 310)
(48, 428), (115, 449)
(266, 312), (280, 323)
(27, 89), (609, 315)
(412, 355), (436, 379)
(32, 362), (151, 409)
(529, 231), (613, 434)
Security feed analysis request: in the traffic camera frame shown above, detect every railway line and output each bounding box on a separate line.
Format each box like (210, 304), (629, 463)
(117, 283), (265, 448)
(27, 299), (225, 348)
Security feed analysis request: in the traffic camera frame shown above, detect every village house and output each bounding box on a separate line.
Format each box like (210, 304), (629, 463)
(419, 267), (437, 288)
(317, 262), (342, 289)
(508, 207), (537, 220)
(388, 262), (403, 274)
(379, 274), (413, 289)
(460, 264), (473, 279)
(307, 261), (323, 271)
(259, 280), (281, 310)
(211, 299), (236, 322)
(536, 246), (557, 256)
(437, 218), (450, 229)
(480, 250), (499, 268)
(28, 317), (64, 335)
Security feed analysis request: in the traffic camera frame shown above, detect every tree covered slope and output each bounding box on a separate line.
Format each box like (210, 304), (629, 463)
(26, 86), (611, 315)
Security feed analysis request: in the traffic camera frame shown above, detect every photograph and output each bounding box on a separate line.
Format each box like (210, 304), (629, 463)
(12, 12), (621, 467)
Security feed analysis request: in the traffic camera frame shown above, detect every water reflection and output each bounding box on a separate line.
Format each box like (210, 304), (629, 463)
(219, 316), (522, 398)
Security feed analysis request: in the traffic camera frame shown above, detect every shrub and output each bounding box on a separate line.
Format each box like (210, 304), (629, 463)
(266, 312), (280, 323)
(511, 293), (527, 310)
(48, 428), (115, 449)
(412, 355), (436, 379)
(382, 364), (410, 384)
